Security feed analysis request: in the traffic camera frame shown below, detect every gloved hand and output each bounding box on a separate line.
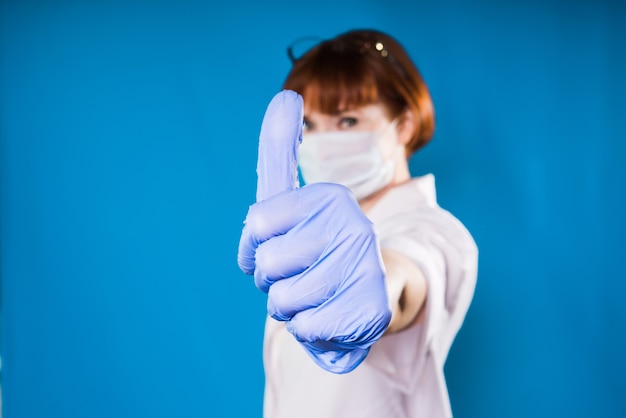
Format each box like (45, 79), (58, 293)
(237, 90), (391, 374)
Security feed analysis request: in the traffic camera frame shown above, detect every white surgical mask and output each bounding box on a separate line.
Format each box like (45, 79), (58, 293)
(298, 120), (402, 200)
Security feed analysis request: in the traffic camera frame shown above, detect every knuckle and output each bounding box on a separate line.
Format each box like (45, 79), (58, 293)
(253, 269), (271, 293)
(268, 286), (294, 321)
(255, 243), (280, 276)
(245, 203), (271, 237)
(326, 183), (353, 200)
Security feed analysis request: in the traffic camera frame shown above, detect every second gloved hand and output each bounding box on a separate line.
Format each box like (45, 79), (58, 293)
(238, 90), (392, 374)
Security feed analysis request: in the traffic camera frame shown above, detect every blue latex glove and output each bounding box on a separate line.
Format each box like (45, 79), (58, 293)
(237, 90), (391, 374)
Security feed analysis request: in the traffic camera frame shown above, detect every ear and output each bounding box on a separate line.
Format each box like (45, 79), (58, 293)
(396, 108), (416, 146)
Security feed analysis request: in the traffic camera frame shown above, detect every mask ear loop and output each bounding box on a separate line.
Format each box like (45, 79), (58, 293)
(377, 117), (400, 137)
(376, 117), (405, 162)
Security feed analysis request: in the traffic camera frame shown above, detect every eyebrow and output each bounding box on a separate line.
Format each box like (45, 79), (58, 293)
(304, 107), (365, 119)
(329, 107), (363, 116)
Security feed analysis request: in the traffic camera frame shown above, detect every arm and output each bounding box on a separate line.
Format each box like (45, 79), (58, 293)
(382, 248), (428, 334)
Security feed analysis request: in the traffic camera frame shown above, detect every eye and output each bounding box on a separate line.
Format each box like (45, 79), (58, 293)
(338, 117), (358, 129)
(303, 118), (315, 132)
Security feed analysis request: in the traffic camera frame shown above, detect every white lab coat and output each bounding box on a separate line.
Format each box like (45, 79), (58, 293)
(263, 174), (478, 418)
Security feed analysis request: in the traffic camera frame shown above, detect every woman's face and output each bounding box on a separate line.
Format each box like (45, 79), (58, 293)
(298, 101), (412, 209)
(303, 103), (393, 135)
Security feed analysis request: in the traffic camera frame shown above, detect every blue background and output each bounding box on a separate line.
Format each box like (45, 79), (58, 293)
(1, 0), (625, 417)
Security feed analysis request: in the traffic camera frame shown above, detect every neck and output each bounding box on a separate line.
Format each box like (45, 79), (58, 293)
(359, 162), (411, 213)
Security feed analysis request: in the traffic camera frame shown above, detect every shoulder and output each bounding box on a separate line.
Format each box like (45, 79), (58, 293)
(371, 175), (478, 279)
(372, 175), (474, 241)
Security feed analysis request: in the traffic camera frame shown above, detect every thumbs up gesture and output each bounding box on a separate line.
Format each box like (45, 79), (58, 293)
(237, 90), (391, 374)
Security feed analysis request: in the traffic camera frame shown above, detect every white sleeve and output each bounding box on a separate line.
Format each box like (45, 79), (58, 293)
(365, 204), (478, 391)
(386, 205), (478, 357)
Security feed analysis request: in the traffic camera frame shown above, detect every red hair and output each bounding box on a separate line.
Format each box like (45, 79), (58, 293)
(283, 29), (435, 156)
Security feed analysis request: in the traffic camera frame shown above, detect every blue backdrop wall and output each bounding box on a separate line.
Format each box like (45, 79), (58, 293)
(1, 0), (625, 417)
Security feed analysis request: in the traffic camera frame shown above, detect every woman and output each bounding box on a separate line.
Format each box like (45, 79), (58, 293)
(239, 29), (478, 418)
